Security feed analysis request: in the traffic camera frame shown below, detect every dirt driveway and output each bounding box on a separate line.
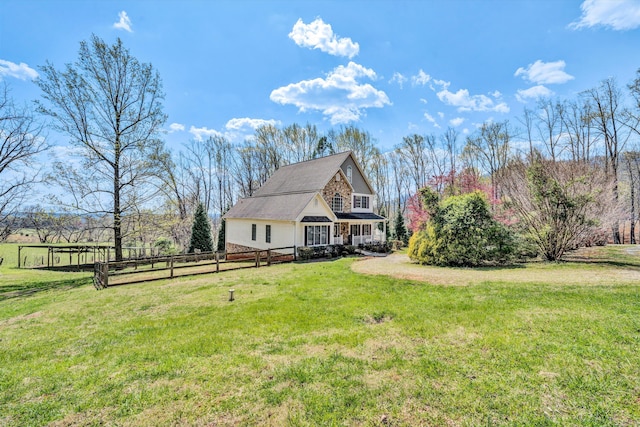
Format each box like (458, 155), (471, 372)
(350, 252), (640, 286)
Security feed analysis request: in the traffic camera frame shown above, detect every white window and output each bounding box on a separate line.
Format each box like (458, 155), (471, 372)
(353, 195), (370, 209)
(363, 224), (372, 236)
(305, 225), (329, 246)
(332, 193), (343, 212)
(265, 225), (271, 243)
(346, 165), (352, 183)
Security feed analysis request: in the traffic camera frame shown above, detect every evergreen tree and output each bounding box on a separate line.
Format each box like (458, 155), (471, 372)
(188, 202), (213, 253)
(393, 208), (407, 243)
(217, 218), (226, 251)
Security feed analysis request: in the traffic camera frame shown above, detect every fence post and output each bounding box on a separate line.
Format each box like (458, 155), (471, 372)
(255, 251), (259, 268)
(216, 251), (219, 272)
(267, 249), (272, 266)
(103, 262), (109, 288)
(18, 246), (21, 268)
(293, 245), (297, 261)
(170, 256), (174, 278)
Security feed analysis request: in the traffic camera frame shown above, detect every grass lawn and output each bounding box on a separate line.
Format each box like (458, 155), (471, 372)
(1, 244), (639, 426)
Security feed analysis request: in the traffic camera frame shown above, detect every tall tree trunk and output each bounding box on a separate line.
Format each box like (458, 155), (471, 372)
(114, 157), (123, 262)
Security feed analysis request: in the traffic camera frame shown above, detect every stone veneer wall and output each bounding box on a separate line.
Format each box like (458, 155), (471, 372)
(322, 172), (352, 213)
(225, 242), (260, 254)
(225, 242), (295, 262)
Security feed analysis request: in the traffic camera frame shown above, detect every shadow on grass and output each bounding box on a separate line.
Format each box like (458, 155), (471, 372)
(563, 258), (640, 271)
(0, 276), (92, 301)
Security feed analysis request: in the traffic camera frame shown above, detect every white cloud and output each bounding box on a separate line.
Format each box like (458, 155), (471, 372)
(516, 85), (555, 103)
(570, 0), (640, 30)
(289, 18), (359, 58)
(424, 112), (441, 128)
(113, 11), (133, 32)
(432, 79), (450, 90)
(411, 69), (431, 86)
(437, 112), (445, 119)
(189, 126), (222, 141)
(389, 72), (407, 88)
(168, 123), (185, 133)
(449, 117), (465, 127)
(270, 61), (391, 125)
(515, 60), (574, 85)
(225, 118), (280, 131)
(0, 59), (38, 80)
(437, 87), (510, 113)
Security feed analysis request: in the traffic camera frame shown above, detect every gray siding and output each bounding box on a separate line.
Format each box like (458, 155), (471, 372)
(340, 157), (371, 194)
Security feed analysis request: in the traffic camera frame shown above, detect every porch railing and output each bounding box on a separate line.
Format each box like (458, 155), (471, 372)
(352, 235), (374, 245)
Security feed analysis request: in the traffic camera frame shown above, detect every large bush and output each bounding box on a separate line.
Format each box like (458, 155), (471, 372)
(408, 189), (515, 266)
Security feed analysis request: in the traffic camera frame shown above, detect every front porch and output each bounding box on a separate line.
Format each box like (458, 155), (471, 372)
(333, 219), (386, 246)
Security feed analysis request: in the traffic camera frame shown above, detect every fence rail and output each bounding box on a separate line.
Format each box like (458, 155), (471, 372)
(93, 247), (296, 289)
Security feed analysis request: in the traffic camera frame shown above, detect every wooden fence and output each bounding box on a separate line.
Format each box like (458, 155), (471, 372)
(17, 245), (164, 270)
(92, 246), (296, 289)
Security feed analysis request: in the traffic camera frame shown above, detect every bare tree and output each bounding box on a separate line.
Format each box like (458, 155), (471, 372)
(368, 151), (390, 216)
(234, 140), (262, 198)
(0, 83), (48, 240)
(282, 122), (319, 164)
(518, 107), (536, 161)
(396, 134), (429, 192)
(442, 127), (459, 176)
(25, 205), (58, 243)
(535, 98), (565, 161)
(36, 35), (167, 261)
(622, 151), (640, 244)
(463, 121), (513, 202)
(254, 124), (285, 184)
(583, 78), (632, 243)
(332, 125), (380, 175)
(627, 67), (640, 136)
(560, 99), (595, 163)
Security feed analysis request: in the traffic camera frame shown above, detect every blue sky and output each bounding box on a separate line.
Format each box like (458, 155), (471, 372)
(2, 0), (640, 153)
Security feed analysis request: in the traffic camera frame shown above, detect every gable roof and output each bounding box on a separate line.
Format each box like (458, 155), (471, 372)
(224, 192), (318, 221)
(252, 151), (354, 197)
(224, 151), (376, 221)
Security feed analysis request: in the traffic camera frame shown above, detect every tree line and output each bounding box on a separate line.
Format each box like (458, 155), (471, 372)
(2, 35), (640, 261)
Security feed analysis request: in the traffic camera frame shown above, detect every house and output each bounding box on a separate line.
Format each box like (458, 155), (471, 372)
(223, 151), (386, 253)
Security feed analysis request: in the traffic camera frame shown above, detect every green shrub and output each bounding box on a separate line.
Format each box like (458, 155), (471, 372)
(409, 189), (515, 266)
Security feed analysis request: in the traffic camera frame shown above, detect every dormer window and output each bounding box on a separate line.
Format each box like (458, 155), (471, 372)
(332, 193), (343, 212)
(346, 165), (352, 183)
